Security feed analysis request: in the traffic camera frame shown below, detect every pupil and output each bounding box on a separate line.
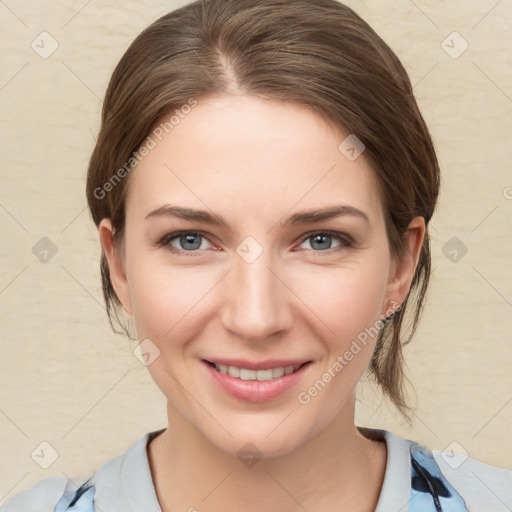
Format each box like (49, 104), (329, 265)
(181, 234), (201, 250)
(312, 234), (331, 250)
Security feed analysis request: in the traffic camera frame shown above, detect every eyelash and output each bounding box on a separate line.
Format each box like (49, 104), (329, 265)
(156, 230), (354, 256)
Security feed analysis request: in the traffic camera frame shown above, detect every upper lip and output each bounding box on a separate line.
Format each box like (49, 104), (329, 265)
(203, 358), (311, 370)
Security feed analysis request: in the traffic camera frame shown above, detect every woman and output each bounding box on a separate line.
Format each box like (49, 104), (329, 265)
(3, 0), (510, 511)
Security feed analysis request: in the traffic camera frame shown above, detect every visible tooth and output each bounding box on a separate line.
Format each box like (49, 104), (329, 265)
(272, 367), (285, 378)
(227, 365), (240, 378)
(214, 363), (302, 380)
(256, 369), (274, 381)
(284, 365), (294, 375)
(240, 368), (257, 380)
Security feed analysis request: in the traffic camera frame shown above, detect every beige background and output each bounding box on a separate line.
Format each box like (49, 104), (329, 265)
(0, 0), (511, 504)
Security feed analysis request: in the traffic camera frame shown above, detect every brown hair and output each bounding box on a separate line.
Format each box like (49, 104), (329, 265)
(86, 0), (440, 417)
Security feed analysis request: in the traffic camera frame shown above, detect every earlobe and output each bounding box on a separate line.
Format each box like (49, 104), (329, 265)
(98, 219), (133, 317)
(384, 216), (426, 312)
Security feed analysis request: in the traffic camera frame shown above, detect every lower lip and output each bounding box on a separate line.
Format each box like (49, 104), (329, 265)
(202, 360), (311, 403)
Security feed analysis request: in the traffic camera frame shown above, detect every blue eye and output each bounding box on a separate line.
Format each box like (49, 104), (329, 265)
(157, 230), (353, 255)
(158, 231), (212, 253)
(299, 231), (353, 252)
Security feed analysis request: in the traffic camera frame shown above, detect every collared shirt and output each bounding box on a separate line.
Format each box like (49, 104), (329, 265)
(2, 427), (511, 511)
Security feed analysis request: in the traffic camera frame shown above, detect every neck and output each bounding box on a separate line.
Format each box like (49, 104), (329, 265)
(148, 396), (386, 512)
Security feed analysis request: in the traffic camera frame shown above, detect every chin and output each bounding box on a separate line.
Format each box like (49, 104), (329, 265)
(218, 432), (302, 461)
(201, 412), (321, 462)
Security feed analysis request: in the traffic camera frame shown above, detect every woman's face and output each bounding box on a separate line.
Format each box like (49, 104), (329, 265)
(101, 94), (423, 457)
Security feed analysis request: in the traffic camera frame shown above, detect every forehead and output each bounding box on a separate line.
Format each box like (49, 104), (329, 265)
(126, 95), (385, 226)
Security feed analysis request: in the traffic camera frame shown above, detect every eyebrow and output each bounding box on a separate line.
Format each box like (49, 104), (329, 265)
(145, 204), (370, 227)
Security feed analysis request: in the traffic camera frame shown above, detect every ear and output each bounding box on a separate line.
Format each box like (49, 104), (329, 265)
(382, 216), (426, 315)
(98, 218), (133, 317)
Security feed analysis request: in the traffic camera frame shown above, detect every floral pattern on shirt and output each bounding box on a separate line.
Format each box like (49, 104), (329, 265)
(409, 443), (469, 511)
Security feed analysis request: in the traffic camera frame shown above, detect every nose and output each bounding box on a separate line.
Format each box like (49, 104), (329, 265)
(219, 248), (293, 343)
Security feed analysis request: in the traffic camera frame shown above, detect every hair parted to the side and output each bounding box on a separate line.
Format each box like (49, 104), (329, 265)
(86, 0), (440, 418)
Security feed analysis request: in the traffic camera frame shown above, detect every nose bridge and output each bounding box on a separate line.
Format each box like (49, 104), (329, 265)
(220, 245), (291, 342)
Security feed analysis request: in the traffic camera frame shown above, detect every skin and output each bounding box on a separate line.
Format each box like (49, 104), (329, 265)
(99, 94), (425, 512)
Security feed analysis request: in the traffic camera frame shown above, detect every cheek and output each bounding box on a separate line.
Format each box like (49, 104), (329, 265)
(294, 259), (389, 346)
(292, 262), (389, 418)
(127, 258), (216, 340)
(127, 249), (389, 347)
(125, 255), (221, 401)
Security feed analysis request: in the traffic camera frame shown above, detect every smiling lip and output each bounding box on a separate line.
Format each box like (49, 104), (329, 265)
(204, 358), (310, 370)
(202, 358), (312, 402)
